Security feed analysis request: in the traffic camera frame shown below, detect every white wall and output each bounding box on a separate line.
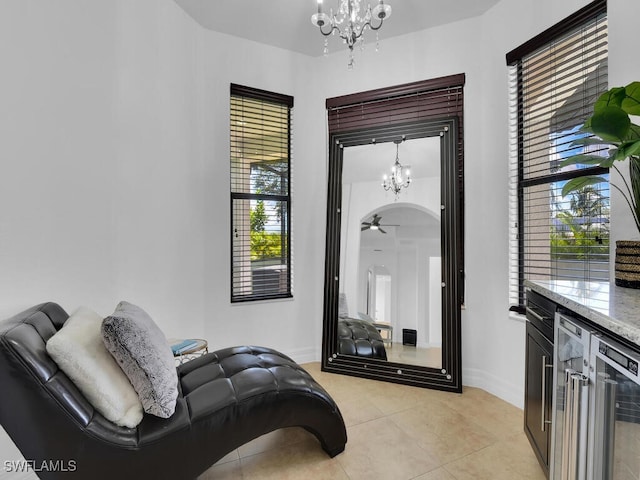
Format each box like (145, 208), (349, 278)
(110, 0), (206, 338)
(0, 0), (205, 330)
(196, 35), (325, 360)
(0, 1), (119, 318)
(608, 1), (640, 252)
(0, 0), (318, 466)
(0, 0), (321, 352)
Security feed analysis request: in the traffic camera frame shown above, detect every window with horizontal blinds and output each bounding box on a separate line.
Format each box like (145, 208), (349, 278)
(507, 0), (608, 309)
(230, 84), (293, 302)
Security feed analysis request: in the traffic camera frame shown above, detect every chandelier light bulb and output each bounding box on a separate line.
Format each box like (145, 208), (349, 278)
(372, 0), (392, 20)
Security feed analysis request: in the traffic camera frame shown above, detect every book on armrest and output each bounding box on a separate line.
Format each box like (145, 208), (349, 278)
(171, 340), (198, 355)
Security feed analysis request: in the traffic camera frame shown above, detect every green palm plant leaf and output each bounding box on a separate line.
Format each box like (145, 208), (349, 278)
(568, 137), (612, 148)
(559, 81), (640, 235)
(620, 81), (640, 115)
(560, 154), (615, 168)
(561, 176), (608, 198)
(590, 106), (630, 142)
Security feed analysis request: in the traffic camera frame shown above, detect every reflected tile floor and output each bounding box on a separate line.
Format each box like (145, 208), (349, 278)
(385, 344), (442, 369)
(199, 363), (545, 480)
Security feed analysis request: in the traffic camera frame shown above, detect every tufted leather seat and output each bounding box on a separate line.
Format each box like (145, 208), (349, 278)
(0, 303), (347, 479)
(337, 318), (387, 360)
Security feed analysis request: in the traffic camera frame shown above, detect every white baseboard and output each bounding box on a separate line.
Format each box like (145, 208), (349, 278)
(463, 367), (524, 409)
(284, 346), (318, 365)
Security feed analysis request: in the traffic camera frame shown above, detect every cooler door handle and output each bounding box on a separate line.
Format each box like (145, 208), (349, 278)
(561, 369), (575, 480)
(602, 378), (617, 480)
(594, 375), (617, 479)
(561, 371), (588, 480)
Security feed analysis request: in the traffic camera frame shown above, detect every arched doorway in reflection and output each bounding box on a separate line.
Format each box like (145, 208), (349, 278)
(356, 204), (442, 368)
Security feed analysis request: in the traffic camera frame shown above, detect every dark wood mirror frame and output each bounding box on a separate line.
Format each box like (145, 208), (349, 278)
(321, 76), (465, 392)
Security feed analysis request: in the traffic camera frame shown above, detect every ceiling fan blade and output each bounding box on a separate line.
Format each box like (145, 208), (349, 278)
(379, 227), (387, 234)
(361, 225), (370, 231)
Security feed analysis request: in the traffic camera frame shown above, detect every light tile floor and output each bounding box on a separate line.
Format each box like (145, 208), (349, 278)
(199, 362), (546, 480)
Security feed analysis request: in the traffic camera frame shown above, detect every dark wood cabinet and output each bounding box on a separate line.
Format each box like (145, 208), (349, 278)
(524, 320), (553, 477)
(524, 288), (556, 478)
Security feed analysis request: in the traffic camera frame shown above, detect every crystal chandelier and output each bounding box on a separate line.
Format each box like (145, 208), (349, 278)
(382, 139), (411, 199)
(311, 0), (392, 68)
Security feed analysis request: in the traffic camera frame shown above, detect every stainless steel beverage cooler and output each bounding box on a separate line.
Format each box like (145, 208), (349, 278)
(550, 311), (640, 479)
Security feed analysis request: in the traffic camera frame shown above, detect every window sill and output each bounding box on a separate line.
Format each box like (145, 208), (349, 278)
(231, 295), (294, 306)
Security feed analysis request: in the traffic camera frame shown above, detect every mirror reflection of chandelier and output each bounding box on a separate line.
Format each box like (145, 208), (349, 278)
(311, 0), (392, 68)
(382, 139), (411, 199)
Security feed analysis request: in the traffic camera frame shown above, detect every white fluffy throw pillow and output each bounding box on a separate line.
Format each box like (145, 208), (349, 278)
(46, 306), (144, 428)
(102, 301), (178, 418)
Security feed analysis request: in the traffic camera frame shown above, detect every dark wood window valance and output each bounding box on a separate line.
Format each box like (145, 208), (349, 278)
(326, 74), (465, 134)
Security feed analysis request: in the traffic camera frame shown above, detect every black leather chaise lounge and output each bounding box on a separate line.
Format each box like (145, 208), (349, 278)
(338, 317), (387, 360)
(337, 294), (387, 360)
(0, 303), (347, 479)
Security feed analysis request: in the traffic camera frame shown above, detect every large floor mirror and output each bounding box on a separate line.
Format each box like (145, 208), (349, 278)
(322, 76), (464, 392)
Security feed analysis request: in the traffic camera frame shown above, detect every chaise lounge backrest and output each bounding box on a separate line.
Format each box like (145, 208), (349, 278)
(0, 303), (190, 478)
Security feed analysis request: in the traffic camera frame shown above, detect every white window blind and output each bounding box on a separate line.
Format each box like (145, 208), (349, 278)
(230, 84), (293, 302)
(507, 0), (608, 309)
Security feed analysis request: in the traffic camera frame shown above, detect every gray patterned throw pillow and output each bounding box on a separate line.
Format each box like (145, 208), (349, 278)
(102, 301), (178, 418)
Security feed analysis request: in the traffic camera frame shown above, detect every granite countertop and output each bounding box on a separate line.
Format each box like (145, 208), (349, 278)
(524, 279), (640, 346)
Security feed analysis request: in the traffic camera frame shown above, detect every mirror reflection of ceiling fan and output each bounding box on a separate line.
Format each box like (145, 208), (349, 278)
(361, 214), (399, 234)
